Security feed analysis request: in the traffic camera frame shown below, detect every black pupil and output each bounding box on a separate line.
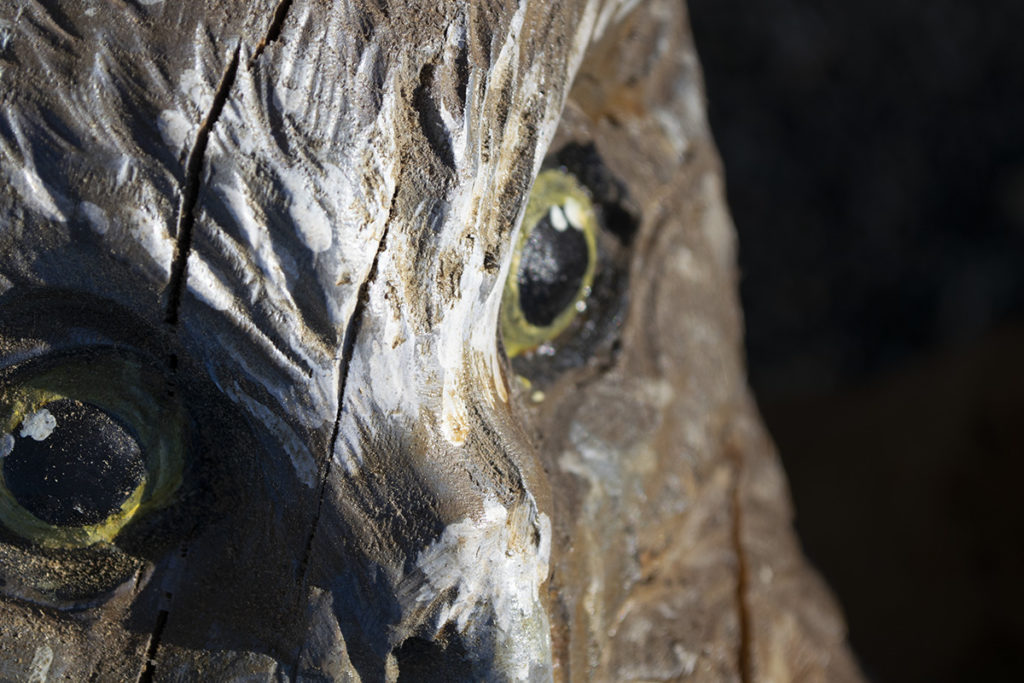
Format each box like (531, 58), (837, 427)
(3, 398), (145, 527)
(517, 205), (589, 327)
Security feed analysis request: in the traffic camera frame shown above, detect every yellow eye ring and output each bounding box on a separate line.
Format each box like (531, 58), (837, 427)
(0, 355), (186, 548)
(501, 170), (599, 357)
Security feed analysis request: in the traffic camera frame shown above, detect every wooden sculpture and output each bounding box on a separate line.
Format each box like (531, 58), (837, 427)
(0, 1), (861, 680)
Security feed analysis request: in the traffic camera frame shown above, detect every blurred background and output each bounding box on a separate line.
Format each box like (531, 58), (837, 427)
(687, 2), (1024, 681)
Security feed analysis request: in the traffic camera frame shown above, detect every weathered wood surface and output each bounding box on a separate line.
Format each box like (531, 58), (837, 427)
(0, 0), (861, 680)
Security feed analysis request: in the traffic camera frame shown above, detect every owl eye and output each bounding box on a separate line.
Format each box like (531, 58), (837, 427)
(0, 354), (186, 549)
(501, 169), (599, 358)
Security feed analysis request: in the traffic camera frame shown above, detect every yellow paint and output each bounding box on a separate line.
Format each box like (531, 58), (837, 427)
(500, 169), (599, 357)
(0, 354), (186, 548)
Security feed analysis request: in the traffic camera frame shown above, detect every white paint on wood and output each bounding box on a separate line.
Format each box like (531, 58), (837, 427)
(405, 499), (553, 680)
(158, 109), (194, 157)
(79, 202), (110, 235)
(26, 645), (53, 683)
(0, 109), (68, 223)
(224, 382), (318, 488)
(186, 253), (235, 312)
(124, 184), (177, 279)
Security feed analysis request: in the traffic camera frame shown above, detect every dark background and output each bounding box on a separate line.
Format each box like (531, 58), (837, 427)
(688, 2), (1024, 681)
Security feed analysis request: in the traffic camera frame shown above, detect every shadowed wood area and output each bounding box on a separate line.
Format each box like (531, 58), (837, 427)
(1, 0), (859, 680)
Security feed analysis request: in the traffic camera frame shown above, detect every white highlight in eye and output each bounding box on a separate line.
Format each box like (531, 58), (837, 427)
(0, 434), (13, 459)
(20, 409), (56, 442)
(562, 197), (586, 231)
(548, 205), (568, 232)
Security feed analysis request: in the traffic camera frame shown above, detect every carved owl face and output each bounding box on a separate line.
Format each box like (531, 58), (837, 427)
(0, 0), (858, 680)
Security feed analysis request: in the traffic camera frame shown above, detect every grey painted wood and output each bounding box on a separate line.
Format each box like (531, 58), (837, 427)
(0, 0), (861, 680)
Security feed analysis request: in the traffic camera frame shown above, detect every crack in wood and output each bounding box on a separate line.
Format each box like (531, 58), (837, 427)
(294, 186), (400, 631)
(136, 607), (170, 683)
(251, 0), (295, 66)
(164, 0), (295, 327)
(136, 542), (190, 683)
(163, 44), (241, 326)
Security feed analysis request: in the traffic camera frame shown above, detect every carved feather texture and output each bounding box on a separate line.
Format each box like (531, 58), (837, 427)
(0, 0), (861, 680)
